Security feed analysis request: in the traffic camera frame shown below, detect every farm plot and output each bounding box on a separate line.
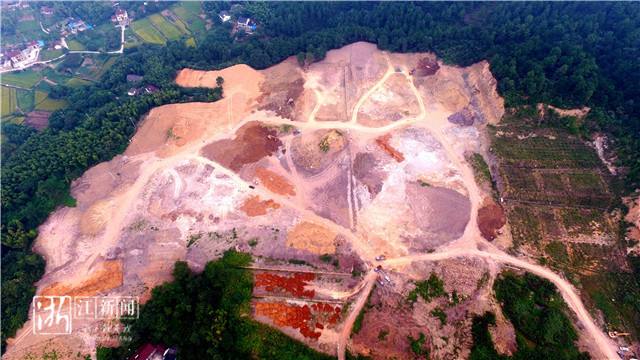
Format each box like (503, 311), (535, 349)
(16, 89), (35, 112)
(149, 13), (188, 40)
(131, 18), (166, 45)
(34, 90), (66, 111)
(171, 2), (206, 35)
(1, 70), (43, 89)
(1, 86), (18, 117)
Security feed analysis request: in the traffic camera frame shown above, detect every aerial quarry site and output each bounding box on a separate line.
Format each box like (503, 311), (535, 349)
(4, 42), (635, 359)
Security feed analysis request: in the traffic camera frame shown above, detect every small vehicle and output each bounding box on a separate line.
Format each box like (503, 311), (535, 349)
(375, 255), (386, 261)
(249, 185), (255, 189)
(374, 265), (382, 272)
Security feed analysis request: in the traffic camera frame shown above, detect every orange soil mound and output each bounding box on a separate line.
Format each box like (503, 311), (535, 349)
(175, 65), (263, 96)
(477, 202), (506, 240)
(255, 301), (341, 339)
(376, 134), (405, 162)
(126, 102), (228, 157)
(239, 196), (280, 217)
(201, 122), (282, 171)
(40, 260), (123, 297)
(255, 167), (296, 196)
(255, 272), (315, 298)
(286, 221), (336, 254)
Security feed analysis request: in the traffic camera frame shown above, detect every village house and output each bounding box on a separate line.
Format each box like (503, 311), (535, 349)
(112, 8), (129, 26)
(40, 6), (53, 16)
(236, 17), (257, 32)
(9, 41), (41, 69)
(66, 19), (90, 34)
(218, 10), (231, 23)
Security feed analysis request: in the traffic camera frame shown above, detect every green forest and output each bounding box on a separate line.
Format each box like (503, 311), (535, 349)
(1, 1), (639, 354)
(97, 251), (333, 360)
(471, 272), (589, 360)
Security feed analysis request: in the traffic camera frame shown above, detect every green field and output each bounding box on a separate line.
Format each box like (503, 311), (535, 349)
(0, 70), (42, 89)
(171, 2), (206, 35)
(66, 39), (86, 51)
(65, 77), (93, 88)
(1, 86), (18, 117)
(16, 89), (34, 112)
(34, 90), (66, 111)
(149, 14), (185, 40)
(131, 18), (166, 44)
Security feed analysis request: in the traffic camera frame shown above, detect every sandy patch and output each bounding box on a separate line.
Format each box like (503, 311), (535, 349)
(287, 221), (336, 254)
(79, 198), (115, 236)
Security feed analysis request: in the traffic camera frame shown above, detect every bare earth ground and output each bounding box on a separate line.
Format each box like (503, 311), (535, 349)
(4, 42), (620, 360)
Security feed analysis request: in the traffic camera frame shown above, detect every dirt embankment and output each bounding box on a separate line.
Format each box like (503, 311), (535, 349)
(376, 134), (405, 162)
(40, 260), (123, 297)
(201, 122), (282, 171)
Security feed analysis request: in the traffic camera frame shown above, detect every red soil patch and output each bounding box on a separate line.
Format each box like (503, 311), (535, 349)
(255, 272), (315, 298)
(255, 301), (341, 339)
(255, 167), (296, 196)
(478, 202), (506, 240)
(24, 111), (51, 130)
(201, 122), (282, 171)
(239, 196), (280, 216)
(376, 134), (405, 162)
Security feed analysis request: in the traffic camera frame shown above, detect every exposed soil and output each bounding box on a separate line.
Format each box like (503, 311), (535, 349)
(254, 167), (296, 196)
(287, 221), (337, 254)
(40, 260), (123, 297)
(201, 122), (282, 171)
(239, 195), (280, 217)
(405, 183), (471, 250)
(12, 42), (618, 360)
(255, 301), (341, 340)
(477, 200), (506, 241)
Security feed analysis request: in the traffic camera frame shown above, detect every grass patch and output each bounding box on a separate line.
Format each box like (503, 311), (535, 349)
(131, 18), (166, 45)
(1, 70), (42, 88)
(431, 307), (447, 327)
(65, 77), (93, 88)
(40, 49), (65, 61)
(545, 242), (569, 265)
(407, 272), (446, 303)
(16, 89), (34, 112)
(171, 2), (206, 35)
(468, 153), (492, 184)
(66, 39), (86, 51)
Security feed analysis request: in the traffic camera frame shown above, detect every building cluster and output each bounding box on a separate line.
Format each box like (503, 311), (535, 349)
(218, 10), (257, 33)
(111, 8), (130, 26)
(1, 41), (42, 71)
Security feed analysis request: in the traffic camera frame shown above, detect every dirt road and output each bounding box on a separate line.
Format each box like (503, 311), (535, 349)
(337, 270), (378, 360)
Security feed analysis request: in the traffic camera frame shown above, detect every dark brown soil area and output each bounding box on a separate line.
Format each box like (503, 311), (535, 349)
(258, 78), (305, 120)
(201, 121), (282, 171)
(448, 106), (477, 126)
(477, 201), (506, 241)
(412, 56), (440, 77)
(376, 134), (405, 162)
(310, 170), (350, 227)
(353, 152), (385, 197)
(405, 183), (471, 250)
